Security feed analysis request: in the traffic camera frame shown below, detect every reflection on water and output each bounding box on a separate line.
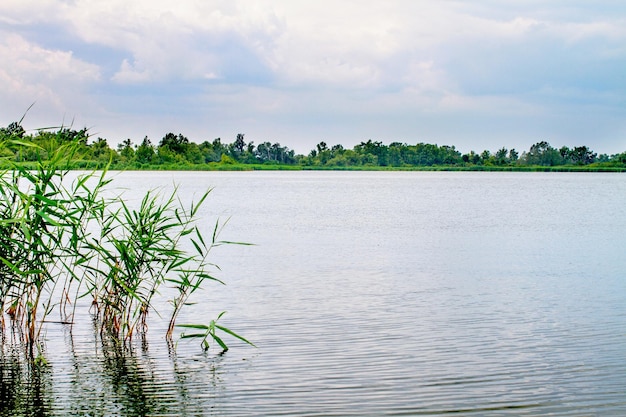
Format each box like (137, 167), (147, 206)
(2, 171), (626, 416)
(1, 318), (227, 417)
(1, 325), (52, 416)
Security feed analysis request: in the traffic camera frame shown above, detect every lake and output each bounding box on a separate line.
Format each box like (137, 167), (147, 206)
(2, 171), (626, 416)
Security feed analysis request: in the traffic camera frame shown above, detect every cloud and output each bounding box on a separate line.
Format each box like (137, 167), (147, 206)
(0, 31), (101, 122)
(0, 0), (625, 153)
(3, 0), (624, 94)
(0, 0), (68, 25)
(64, 0), (281, 85)
(0, 32), (100, 82)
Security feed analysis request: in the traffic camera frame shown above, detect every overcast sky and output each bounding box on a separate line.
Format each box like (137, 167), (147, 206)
(1, 1), (625, 154)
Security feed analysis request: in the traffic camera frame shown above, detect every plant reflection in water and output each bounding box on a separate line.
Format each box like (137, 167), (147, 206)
(0, 320), (226, 416)
(1, 324), (52, 416)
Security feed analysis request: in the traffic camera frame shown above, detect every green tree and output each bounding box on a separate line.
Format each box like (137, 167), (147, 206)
(135, 136), (156, 164)
(89, 137), (116, 162)
(387, 142), (405, 166)
(559, 146), (572, 164)
(117, 139), (135, 161)
(570, 146), (596, 165)
(441, 145), (462, 165)
(0, 122), (25, 139)
(0, 122), (27, 160)
(184, 142), (205, 164)
(462, 151), (481, 165)
(157, 145), (182, 164)
(480, 150), (493, 165)
(494, 147), (508, 165)
(230, 133), (246, 160)
(256, 142), (272, 162)
(159, 133), (189, 155)
(523, 141), (561, 166)
(240, 141), (257, 163)
(316, 141), (328, 153)
(57, 127), (89, 145)
(197, 138), (227, 162)
(355, 140), (389, 166)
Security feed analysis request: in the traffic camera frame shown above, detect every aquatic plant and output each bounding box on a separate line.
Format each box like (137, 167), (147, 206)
(0, 136), (252, 358)
(0, 139), (89, 353)
(178, 311), (255, 352)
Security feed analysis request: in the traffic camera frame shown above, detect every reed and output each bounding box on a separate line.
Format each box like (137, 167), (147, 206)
(0, 136), (253, 359)
(0, 139), (87, 354)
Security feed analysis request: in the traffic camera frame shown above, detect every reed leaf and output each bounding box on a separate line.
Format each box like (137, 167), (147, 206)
(0, 135), (252, 356)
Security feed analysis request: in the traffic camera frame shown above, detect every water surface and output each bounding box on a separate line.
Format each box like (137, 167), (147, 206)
(2, 171), (625, 416)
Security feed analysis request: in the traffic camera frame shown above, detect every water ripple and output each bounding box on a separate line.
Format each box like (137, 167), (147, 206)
(2, 171), (626, 416)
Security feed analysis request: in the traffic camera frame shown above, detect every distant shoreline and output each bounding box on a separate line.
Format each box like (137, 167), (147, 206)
(5, 162), (621, 173)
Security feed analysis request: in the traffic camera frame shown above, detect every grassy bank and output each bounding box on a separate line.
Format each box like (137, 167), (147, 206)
(3, 160), (624, 172)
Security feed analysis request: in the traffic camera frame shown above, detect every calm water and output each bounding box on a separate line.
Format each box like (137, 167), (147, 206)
(2, 171), (626, 416)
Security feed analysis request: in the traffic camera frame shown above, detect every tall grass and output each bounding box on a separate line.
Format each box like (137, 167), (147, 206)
(0, 137), (252, 359)
(0, 140), (87, 352)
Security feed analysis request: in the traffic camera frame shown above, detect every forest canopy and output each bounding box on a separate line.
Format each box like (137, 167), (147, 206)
(1, 121), (625, 171)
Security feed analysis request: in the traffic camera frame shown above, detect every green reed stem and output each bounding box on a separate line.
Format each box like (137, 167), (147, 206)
(0, 134), (252, 356)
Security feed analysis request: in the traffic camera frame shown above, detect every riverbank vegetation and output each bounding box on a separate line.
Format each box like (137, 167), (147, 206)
(1, 121), (625, 171)
(0, 137), (253, 362)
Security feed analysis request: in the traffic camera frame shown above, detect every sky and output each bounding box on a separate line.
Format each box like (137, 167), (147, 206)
(1, 1), (625, 155)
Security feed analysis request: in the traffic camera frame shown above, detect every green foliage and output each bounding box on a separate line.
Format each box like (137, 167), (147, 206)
(0, 137), (253, 359)
(117, 139), (135, 162)
(159, 132), (189, 154)
(178, 311), (256, 352)
(0, 120), (624, 171)
(522, 141), (562, 166)
(220, 154), (236, 164)
(135, 136), (156, 164)
(0, 139), (96, 353)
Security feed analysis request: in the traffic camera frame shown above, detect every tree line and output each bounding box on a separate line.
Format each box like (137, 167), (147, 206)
(1, 121), (625, 170)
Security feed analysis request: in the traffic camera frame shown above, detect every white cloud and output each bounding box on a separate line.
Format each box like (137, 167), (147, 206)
(0, 1), (625, 153)
(2, 0), (624, 92)
(0, 32), (101, 119)
(0, 0), (68, 25)
(112, 59), (151, 84)
(2, 34), (100, 82)
(61, 0), (281, 84)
